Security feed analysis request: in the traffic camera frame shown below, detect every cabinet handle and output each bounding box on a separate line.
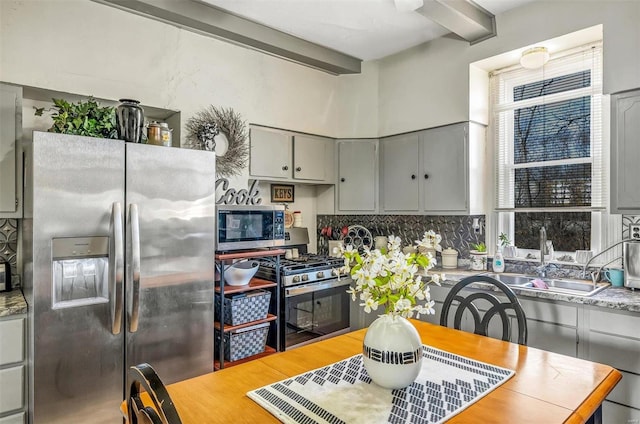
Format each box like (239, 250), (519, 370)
(340, 177), (345, 182)
(411, 174), (416, 180)
(424, 174), (429, 179)
(296, 167), (302, 172)
(282, 165), (288, 171)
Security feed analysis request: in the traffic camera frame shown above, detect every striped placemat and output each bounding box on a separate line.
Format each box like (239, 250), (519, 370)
(247, 345), (514, 424)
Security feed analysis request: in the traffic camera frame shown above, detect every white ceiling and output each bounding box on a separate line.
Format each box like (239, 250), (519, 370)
(202, 0), (536, 61)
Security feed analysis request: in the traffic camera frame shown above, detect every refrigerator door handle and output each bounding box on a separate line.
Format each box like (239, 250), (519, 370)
(110, 202), (124, 335)
(129, 203), (141, 333)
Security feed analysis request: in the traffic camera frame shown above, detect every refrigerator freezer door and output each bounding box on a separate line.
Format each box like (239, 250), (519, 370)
(124, 143), (216, 385)
(27, 133), (125, 423)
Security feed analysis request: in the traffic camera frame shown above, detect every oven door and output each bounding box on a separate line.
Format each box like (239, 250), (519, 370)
(284, 278), (352, 349)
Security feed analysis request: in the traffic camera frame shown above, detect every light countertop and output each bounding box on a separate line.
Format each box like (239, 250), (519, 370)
(427, 268), (640, 313)
(0, 288), (27, 318)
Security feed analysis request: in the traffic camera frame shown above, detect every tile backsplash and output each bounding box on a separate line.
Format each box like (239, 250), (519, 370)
(316, 214), (485, 258)
(0, 218), (18, 285)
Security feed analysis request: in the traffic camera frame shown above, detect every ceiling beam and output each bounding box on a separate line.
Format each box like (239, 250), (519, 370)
(418, 0), (496, 44)
(91, 0), (362, 75)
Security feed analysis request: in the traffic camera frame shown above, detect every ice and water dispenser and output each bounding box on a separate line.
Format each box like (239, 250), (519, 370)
(52, 236), (109, 309)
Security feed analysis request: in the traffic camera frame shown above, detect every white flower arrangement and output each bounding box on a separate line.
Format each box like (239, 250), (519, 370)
(340, 232), (444, 319)
(415, 230), (443, 253)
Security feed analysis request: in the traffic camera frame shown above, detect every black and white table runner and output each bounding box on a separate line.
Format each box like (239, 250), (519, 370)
(247, 345), (515, 424)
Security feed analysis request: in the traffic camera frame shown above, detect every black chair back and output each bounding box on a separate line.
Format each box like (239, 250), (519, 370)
(128, 363), (183, 424)
(440, 275), (528, 345)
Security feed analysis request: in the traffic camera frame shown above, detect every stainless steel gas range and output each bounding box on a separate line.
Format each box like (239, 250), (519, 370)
(256, 229), (352, 349)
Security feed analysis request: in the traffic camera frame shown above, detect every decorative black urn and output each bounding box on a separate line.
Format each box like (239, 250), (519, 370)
(116, 99), (144, 143)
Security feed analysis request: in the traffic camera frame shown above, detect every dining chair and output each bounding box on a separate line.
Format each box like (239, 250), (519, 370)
(127, 363), (183, 424)
(440, 275), (528, 345)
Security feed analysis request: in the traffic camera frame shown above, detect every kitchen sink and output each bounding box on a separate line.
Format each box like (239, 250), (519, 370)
(481, 273), (609, 297)
(438, 272), (609, 296)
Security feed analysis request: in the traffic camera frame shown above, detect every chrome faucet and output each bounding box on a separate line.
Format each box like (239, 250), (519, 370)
(581, 239), (630, 284)
(536, 227), (549, 278)
(588, 256), (623, 288)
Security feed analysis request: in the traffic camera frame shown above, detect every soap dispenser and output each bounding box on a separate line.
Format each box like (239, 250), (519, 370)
(493, 245), (505, 273)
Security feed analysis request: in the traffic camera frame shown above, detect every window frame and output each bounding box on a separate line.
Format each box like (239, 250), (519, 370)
(491, 43), (605, 259)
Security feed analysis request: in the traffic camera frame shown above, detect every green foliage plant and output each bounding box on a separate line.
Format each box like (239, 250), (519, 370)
(34, 97), (118, 139)
(471, 242), (487, 252)
(499, 232), (512, 247)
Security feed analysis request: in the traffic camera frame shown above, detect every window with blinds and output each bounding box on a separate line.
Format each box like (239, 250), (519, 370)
(491, 43), (603, 251)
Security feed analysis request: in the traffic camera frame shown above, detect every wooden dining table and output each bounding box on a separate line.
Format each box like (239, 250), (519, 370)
(125, 320), (621, 423)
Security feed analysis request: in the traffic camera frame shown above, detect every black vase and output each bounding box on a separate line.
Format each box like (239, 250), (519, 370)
(116, 99), (144, 143)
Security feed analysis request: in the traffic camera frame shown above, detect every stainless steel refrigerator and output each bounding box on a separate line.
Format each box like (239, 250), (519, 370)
(21, 131), (216, 423)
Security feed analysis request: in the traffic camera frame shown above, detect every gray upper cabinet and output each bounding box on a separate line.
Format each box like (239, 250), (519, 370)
(293, 134), (334, 182)
(421, 124), (467, 213)
(0, 83), (22, 218)
(249, 126), (292, 180)
(249, 126), (334, 183)
(336, 139), (378, 214)
(611, 89), (640, 213)
(380, 122), (485, 215)
(380, 132), (420, 212)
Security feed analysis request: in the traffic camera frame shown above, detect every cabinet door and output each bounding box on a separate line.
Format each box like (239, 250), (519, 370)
(337, 139), (377, 212)
(293, 135), (333, 182)
(249, 127), (292, 179)
(0, 366), (24, 413)
(527, 320), (577, 357)
(0, 412), (25, 424)
(381, 133), (419, 212)
(602, 400), (640, 424)
(421, 123), (467, 213)
(0, 84), (22, 217)
(0, 318), (24, 365)
(612, 90), (640, 212)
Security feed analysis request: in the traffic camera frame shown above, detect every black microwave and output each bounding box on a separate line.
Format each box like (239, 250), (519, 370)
(217, 205), (285, 251)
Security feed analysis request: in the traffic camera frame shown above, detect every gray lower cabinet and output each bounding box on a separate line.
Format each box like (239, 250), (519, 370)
(419, 283), (579, 352)
(586, 307), (640, 422)
(519, 298), (578, 357)
(0, 316), (26, 423)
(0, 83), (22, 218)
(0, 413), (25, 424)
(611, 89), (640, 213)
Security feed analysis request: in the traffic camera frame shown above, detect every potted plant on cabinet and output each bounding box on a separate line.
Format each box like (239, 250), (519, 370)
(469, 242), (487, 271)
(34, 97), (118, 139)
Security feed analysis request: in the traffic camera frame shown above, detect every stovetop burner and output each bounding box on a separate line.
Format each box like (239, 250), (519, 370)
(258, 254), (344, 274)
(255, 254), (348, 286)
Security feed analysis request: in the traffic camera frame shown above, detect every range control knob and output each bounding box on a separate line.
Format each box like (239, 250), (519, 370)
(301, 274), (309, 281)
(332, 268), (340, 276)
(293, 276), (300, 283)
(316, 271), (324, 279)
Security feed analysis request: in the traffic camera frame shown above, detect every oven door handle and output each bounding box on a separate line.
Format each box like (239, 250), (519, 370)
(285, 278), (352, 297)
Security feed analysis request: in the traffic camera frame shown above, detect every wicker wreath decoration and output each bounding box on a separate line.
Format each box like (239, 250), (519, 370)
(185, 106), (248, 178)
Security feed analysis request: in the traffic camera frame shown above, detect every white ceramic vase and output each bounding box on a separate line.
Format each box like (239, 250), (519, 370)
(362, 314), (423, 389)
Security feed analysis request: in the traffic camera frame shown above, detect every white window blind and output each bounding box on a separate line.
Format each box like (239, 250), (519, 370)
(491, 43), (604, 212)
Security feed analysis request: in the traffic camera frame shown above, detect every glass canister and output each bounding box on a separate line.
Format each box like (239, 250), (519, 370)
(147, 121), (173, 146)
